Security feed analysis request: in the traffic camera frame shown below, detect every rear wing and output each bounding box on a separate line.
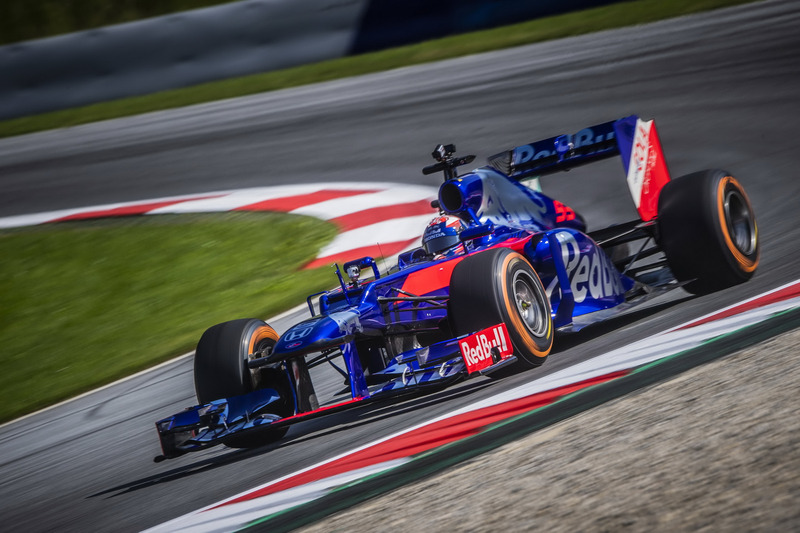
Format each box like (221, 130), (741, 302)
(487, 115), (671, 221)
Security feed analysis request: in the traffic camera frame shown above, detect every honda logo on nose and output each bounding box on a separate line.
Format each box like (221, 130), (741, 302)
(284, 326), (313, 342)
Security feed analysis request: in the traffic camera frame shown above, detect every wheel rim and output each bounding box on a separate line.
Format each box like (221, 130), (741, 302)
(248, 336), (274, 389)
(512, 270), (548, 337)
(724, 188), (756, 256)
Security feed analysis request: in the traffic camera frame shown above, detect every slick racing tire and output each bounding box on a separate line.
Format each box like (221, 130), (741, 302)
(657, 169), (759, 294)
(194, 319), (289, 446)
(449, 248), (553, 373)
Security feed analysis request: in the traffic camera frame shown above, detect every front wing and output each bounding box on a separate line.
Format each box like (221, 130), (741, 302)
(154, 324), (518, 461)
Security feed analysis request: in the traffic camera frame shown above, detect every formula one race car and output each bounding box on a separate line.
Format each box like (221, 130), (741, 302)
(154, 115), (759, 460)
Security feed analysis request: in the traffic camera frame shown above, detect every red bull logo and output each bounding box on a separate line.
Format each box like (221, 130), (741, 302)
(459, 323), (513, 374)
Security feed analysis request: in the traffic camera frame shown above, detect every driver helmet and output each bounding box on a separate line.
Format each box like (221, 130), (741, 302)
(422, 215), (466, 256)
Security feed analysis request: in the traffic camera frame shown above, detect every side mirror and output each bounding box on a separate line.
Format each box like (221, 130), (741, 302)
(460, 223), (494, 243)
(342, 256), (381, 284)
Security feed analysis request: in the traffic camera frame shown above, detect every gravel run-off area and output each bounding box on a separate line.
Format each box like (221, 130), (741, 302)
(302, 326), (800, 532)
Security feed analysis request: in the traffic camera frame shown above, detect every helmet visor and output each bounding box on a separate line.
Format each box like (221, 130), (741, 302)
(423, 233), (461, 255)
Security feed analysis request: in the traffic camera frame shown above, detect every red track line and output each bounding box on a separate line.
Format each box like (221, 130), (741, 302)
(50, 195), (225, 222)
(215, 370), (628, 509)
(234, 189), (381, 213)
(678, 280), (800, 330)
(303, 238), (420, 270)
(329, 200), (437, 231)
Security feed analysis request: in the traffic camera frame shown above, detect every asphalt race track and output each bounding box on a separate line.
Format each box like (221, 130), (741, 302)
(1, 1), (799, 530)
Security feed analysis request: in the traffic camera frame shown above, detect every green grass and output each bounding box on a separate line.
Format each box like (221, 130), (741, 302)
(0, 0), (759, 139)
(0, 213), (338, 422)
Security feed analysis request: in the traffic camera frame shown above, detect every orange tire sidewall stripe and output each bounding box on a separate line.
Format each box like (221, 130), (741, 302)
(249, 324), (279, 353)
(717, 176), (759, 272)
(499, 252), (553, 358)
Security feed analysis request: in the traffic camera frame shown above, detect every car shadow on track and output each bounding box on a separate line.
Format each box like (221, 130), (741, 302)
(284, 378), (498, 445)
(552, 294), (695, 353)
(86, 443), (286, 500)
(87, 379), (497, 500)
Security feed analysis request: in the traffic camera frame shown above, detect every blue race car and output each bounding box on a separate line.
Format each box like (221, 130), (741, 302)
(154, 115), (759, 460)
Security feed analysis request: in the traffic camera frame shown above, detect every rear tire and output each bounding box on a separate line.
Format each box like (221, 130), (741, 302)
(194, 318), (289, 447)
(657, 169), (759, 294)
(449, 248), (553, 372)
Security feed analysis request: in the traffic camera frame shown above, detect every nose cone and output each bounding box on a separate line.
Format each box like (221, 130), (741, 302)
(271, 310), (361, 359)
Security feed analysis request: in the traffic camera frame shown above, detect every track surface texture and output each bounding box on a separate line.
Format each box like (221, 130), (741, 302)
(1, 1), (799, 531)
(300, 327), (800, 533)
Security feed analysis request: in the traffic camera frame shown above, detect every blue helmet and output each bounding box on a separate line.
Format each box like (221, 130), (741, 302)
(422, 216), (466, 256)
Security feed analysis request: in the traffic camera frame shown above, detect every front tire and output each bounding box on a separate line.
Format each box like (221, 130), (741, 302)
(194, 318), (279, 403)
(449, 248), (553, 372)
(657, 169), (759, 294)
(194, 318), (289, 447)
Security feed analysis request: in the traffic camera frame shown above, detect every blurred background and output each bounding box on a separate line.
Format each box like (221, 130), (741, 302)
(0, 0), (620, 120)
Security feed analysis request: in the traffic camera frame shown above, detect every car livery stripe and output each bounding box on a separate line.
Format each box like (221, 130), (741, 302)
(619, 117), (671, 221)
(399, 254), (464, 296)
(144, 279), (800, 533)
